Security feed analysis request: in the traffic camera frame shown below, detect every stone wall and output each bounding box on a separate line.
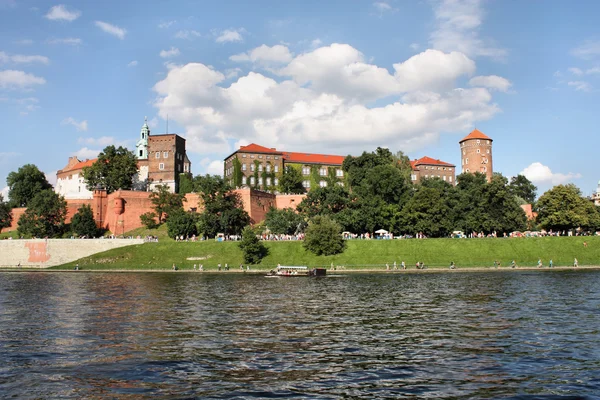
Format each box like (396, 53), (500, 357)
(0, 238), (144, 268)
(275, 194), (306, 210)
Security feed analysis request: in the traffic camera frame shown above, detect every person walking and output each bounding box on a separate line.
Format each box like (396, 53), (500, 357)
(401, 261), (406, 270)
(537, 259), (543, 268)
(574, 258), (579, 267)
(549, 259), (553, 268)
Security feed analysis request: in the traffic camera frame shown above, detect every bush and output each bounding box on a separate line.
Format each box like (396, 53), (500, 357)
(140, 212), (159, 229)
(303, 215), (346, 256)
(166, 210), (198, 239)
(239, 226), (268, 264)
(71, 204), (98, 237)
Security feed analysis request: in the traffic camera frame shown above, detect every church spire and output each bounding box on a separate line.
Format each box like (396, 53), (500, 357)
(136, 117), (150, 159)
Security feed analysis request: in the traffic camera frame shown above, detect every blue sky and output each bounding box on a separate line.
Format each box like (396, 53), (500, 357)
(1, 0), (599, 199)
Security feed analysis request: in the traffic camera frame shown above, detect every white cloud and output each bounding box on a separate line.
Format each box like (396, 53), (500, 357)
(45, 170), (57, 187)
(567, 66), (600, 76)
(0, 70), (45, 90)
(469, 75), (512, 92)
(158, 20), (176, 29)
(174, 30), (202, 40)
(587, 67), (600, 74)
(77, 136), (116, 147)
(73, 147), (100, 160)
(127, 60), (138, 67)
(571, 40), (600, 60)
(0, 51), (49, 65)
(225, 68), (242, 79)
(46, 37), (82, 45)
(152, 43), (500, 158)
(311, 39), (323, 49)
(148, 117), (159, 129)
(230, 44), (293, 64)
(45, 4), (80, 22)
(567, 81), (591, 92)
(409, 43), (419, 51)
(94, 21), (127, 40)
(215, 28), (244, 43)
(373, 1), (397, 15)
(62, 117), (88, 131)
(159, 47), (180, 58)
(15, 39), (34, 45)
(568, 67), (583, 75)
(1, 185), (9, 200)
(430, 0), (507, 60)
(521, 162), (582, 185)
(205, 159), (224, 175)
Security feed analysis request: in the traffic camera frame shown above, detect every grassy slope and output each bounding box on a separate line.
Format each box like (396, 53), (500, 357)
(52, 235), (600, 271)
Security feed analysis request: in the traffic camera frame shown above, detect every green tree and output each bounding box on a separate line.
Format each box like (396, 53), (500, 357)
(178, 173), (194, 195)
(0, 194), (12, 230)
(279, 166), (305, 194)
(509, 174), (537, 204)
(150, 184), (185, 223)
(239, 226), (268, 264)
(70, 204), (98, 237)
(264, 207), (306, 235)
(166, 210), (198, 239)
(356, 164), (411, 205)
(6, 164), (52, 208)
(139, 212), (159, 229)
(296, 185), (354, 218)
(82, 145), (138, 193)
(342, 147), (394, 190)
(303, 215), (346, 256)
(17, 190), (67, 238)
(537, 184), (600, 231)
(193, 174), (251, 237)
(394, 184), (454, 237)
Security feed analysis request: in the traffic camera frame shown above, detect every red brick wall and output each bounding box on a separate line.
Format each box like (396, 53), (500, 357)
(103, 190), (155, 234)
(1, 207), (26, 233)
(275, 194), (305, 210)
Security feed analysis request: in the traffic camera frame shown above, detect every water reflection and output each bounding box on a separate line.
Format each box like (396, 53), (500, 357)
(1, 270), (599, 398)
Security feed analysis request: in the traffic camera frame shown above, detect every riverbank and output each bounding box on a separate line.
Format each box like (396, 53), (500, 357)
(40, 235), (600, 271)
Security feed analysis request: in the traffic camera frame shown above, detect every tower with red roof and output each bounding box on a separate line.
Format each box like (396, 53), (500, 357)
(459, 129), (493, 182)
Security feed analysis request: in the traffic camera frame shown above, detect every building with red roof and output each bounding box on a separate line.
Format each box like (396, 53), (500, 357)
(55, 156), (98, 199)
(410, 156), (456, 184)
(460, 129), (493, 182)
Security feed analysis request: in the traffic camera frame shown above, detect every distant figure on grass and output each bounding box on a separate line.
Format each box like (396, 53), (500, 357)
(386, 263), (390, 271)
(583, 241), (588, 248)
(537, 259), (543, 268)
(218, 263), (222, 271)
(549, 259), (553, 268)
(401, 261), (406, 270)
(449, 262), (456, 270)
(240, 263), (244, 271)
(510, 260), (517, 268)
(574, 258), (579, 267)
(172, 263), (177, 271)
(393, 261), (397, 270)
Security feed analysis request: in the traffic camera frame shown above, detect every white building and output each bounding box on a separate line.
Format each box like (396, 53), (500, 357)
(55, 157), (95, 199)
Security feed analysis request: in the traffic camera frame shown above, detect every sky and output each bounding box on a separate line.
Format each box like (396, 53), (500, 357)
(1, 0), (599, 200)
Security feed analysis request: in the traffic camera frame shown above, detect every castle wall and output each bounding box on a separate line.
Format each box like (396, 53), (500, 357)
(102, 190), (155, 235)
(275, 194), (306, 210)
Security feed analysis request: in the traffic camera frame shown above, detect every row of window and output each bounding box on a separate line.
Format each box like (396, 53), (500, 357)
(301, 167), (344, 177)
(242, 164), (279, 173)
(411, 174), (453, 182)
(242, 176), (280, 186)
(462, 139), (491, 146)
(463, 167), (488, 173)
(302, 180), (344, 188)
(462, 149), (490, 155)
(240, 154), (279, 160)
(423, 166), (453, 171)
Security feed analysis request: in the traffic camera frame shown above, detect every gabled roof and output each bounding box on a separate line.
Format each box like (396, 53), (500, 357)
(282, 151), (346, 166)
(411, 156), (455, 168)
(460, 129), (492, 143)
(58, 158), (97, 173)
(238, 143), (282, 154)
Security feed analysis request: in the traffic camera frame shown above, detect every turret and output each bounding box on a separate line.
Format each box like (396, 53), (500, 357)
(136, 117), (150, 160)
(459, 129), (493, 182)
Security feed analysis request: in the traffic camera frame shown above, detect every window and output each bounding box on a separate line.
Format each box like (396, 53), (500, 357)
(477, 149), (480, 154)
(266, 177), (271, 186)
(336, 169), (343, 177)
(155, 152), (160, 159)
(259, 164), (263, 172)
(250, 176), (255, 185)
(159, 163), (164, 170)
(320, 180), (327, 187)
(274, 178), (279, 186)
(242, 163), (247, 171)
(481, 167), (487, 172)
(477, 139), (481, 144)
(163, 151), (168, 158)
(425, 175), (429, 178)
(266, 164), (271, 173)
(337, 182), (344, 187)
(443, 176), (447, 181)
(250, 155), (255, 158)
(319, 168), (327, 176)
(251, 164), (255, 172)
(259, 177), (264, 186)
(486, 149), (490, 154)
(258, 155), (263, 159)
(463, 150), (466, 155)
(242, 154), (247, 158)
(242, 176), (247, 185)
(466, 169), (470, 172)
(139, 150), (143, 157)
(466, 158), (469, 165)
(266, 156), (270, 159)
(302, 180), (310, 188)
(275, 156), (279, 160)
(411, 174), (417, 181)
(274, 165), (279, 173)
(302, 167), (310, 175)
(449, 176), (453, 183)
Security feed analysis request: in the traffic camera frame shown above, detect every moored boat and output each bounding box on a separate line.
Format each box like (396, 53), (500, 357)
(267, 265), (327, 277)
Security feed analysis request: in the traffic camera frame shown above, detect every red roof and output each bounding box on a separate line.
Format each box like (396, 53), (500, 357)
(412, 156), (455, 168)
(460, 129), (492, 142)
(238, 143), (282, 154)
(59, 158), (97, 173)
(282, 151), (346, 166)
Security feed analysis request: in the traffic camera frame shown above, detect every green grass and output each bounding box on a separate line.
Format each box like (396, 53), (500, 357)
(0, 230), (21, 240)
(52, 235), (600, 271)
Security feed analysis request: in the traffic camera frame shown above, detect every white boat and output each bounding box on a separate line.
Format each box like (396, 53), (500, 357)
(267, 265), (326, 277)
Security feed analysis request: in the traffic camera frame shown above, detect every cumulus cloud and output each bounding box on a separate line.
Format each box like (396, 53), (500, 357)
(45, 170), (57, 187)
(521, 162), (582, 185)
(175, 30), (202, 40)
(469, 75), (512, 92)
(73, 147), (100, 160)
(204, 159), (225, 175)
(158, 20), (176, 29)
(152, 43), (501, 158)
(373, 1), (397, 14)
(215, 29), (244, 43)
(230, 44), (293, 64)
(77, 136), (116, 147)
(0, 69), (45, 90)
(159, 47), (180, 58)
(46, 37), (82, 45)
(127, 60), (138, 67)
(571, 40), (600, 60)
(45, 4), (80, 21)
(94, 21), (127, 40)
(0, 51), (49, 65)
(567, 81), (591, 92)
(430, 0), (506, 60)
(62, 117), (88, 131)
(15, 39), (34, 45)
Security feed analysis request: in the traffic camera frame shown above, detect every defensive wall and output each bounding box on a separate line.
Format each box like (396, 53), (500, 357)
(0, 238), (144, 268)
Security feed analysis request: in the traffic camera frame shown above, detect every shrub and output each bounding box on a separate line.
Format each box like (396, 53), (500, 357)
(140, 212), (159, 229)
(71, 204), (98, 237)
(239, 226), (268, 264)
(166, 210), (198, 239)
(303, 215), (346, 256)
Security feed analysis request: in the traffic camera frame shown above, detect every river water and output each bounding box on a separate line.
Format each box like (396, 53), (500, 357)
(1, 270), (599, 399)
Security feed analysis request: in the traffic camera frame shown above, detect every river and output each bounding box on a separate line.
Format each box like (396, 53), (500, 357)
(1, 270), (599, 399)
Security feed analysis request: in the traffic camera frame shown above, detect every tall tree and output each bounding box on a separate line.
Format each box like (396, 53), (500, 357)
(82, 145), (138, 193)
(342, 147), (394, 190)
(6, 164), (52, 208)
(278, 166), (305, 194)
(264, 207), (306, 235)
(509, 174), (537, 204)
(239, 226), (268, 264)
(0, 194), (12, 230)
(166, 210), (198, 239)
(70, 204), (98, 237)
(17, 190), (67, 238)
(150, 184), (185, 223)
(303, 215), (346, 256)
(178, 173), (194, 195)
(296, 185), (354, 219)
(537, 184), (600, 231)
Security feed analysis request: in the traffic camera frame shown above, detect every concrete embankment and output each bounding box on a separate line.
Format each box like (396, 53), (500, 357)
(0, 238), (144, 268)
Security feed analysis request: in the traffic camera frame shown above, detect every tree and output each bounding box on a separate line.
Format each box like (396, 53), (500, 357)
(394, 185), (454, 237)
(166, 210), (198, 239)
(82, 145), (138, 193)
(537, 184), (600, 231)
(264, 207), (306, 235)
(70, 204), (98, 237)
(6, 164), (52, 208)
(355, 164), (411, 205)
(193, 175), (251, 237)
(509, 175), (537, 204)
(296, 185), (354, 218)
(342, 147), (394, 190)
(178, 173), (194, 195)
(17, 190), (67, 238)
(140, 212), (159, 229)
(279, 166), (305, 194)
(149, 184), (184, 223)
(0, 194), (12, 230)
(303, 215), (346, 256)
(239, 226), (268, 264)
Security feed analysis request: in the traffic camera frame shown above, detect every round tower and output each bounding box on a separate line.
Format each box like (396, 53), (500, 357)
(459, 129), (493, 182)
(136, 117), (150, 160)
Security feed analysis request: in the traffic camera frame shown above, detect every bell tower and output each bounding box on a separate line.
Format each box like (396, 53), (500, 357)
(459, 129), (493, 182)
(136, 117), (150, 160)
